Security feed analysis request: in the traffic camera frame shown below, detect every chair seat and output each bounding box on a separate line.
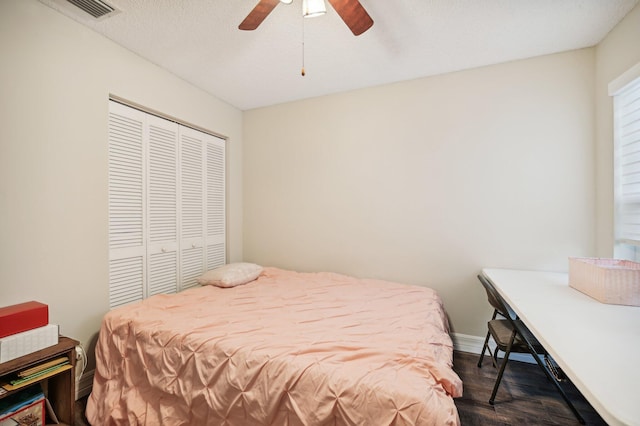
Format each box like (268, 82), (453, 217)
(488, 319), (545, 354)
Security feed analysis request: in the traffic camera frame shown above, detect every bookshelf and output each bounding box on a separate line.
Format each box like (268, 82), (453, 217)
(0, 336), (78, 425)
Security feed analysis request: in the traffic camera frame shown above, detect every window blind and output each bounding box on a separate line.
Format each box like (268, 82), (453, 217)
(615, 77), (640, 245)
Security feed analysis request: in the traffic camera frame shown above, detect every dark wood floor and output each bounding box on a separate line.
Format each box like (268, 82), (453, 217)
(74, 351), (608, 425)
(453, 351), (607, 425)
(74, 395), (90, 426)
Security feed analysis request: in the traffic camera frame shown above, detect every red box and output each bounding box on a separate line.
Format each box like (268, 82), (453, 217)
(0, 302), (48, 339)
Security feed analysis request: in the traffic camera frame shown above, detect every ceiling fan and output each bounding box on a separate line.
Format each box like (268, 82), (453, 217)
(239, 0), (374, 36)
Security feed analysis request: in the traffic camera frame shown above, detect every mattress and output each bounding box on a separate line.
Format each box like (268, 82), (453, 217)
(86, 267), (462, 425)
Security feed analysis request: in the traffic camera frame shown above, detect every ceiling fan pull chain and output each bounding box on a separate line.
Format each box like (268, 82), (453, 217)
(301, 16), (306, 76)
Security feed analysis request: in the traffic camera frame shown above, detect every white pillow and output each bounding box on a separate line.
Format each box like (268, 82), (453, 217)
(197, 263), (263, 288)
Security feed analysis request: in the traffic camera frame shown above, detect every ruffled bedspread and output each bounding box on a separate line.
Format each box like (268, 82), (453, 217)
(86, 267), (462, 425)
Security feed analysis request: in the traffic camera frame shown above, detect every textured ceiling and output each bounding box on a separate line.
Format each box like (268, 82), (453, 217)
(38, 0), (639, 110)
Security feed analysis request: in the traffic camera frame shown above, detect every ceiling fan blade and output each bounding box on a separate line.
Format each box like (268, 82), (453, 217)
(239, 0), (280, 31)
(327, 0), (373, 36)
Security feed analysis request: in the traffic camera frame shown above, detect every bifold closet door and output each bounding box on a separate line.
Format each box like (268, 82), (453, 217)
(205, 136), (226, 271)
(108, 102), (147, 308)
(178, 127), (226, 289)
(108, 100), (226, 307)
(147, 115), (179, 296)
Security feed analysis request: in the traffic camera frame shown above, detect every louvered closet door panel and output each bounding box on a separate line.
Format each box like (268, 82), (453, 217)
(109, 102), (145, 251)
(181, 130), (204, 239)
(181, 246), (204, 290)
(179, 127), (206, 289)
(206, 135), (226, 270)
(147, 115), (179, 295)
(149, 251), (178, 295)
(109, 257), (144, 308)
(108, 101), (146, 308)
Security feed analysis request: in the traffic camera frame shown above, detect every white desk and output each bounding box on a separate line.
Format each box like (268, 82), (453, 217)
(482, 268), (640, 426)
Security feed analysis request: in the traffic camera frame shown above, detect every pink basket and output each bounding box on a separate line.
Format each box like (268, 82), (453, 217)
(568, 257), (640, 306)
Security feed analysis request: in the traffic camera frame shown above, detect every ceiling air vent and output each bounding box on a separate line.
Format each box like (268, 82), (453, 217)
(65, 0), (117, 19)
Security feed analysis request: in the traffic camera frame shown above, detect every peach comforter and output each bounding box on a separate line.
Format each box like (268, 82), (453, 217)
(86, 268), (462, 425)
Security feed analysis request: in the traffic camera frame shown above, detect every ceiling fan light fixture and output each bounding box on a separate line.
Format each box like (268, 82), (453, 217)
(279, 0), (293, 4)
(303, 0), (326, 18)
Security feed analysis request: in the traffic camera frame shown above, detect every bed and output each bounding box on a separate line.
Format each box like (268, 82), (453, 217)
(86, 266), (462, 425)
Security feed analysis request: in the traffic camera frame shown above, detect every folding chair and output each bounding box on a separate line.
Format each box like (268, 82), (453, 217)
(477, 277), (510, 369)
(476, 274), (585, 424)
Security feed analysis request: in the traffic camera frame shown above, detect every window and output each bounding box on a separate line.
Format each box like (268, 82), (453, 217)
(612, 65), (640, 261)
(108, 100), (225, 308)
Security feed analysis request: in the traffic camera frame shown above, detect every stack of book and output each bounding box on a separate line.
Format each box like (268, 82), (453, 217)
(1, 356), (71, 394)
(0, 301), (59, 363)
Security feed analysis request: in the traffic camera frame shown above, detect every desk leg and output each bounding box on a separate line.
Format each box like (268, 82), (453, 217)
(523, 340), (585, 424)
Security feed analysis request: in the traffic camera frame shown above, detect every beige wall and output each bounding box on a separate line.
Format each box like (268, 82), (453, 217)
(244, 49), (596, 337)
(595, 4), (640, 257)
(0, 0), (243, 360)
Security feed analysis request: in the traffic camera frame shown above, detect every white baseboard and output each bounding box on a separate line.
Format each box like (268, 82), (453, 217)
(76, 368), (94, 400)
(451, 332), (535, 364)
(451, 333), (487, 354)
